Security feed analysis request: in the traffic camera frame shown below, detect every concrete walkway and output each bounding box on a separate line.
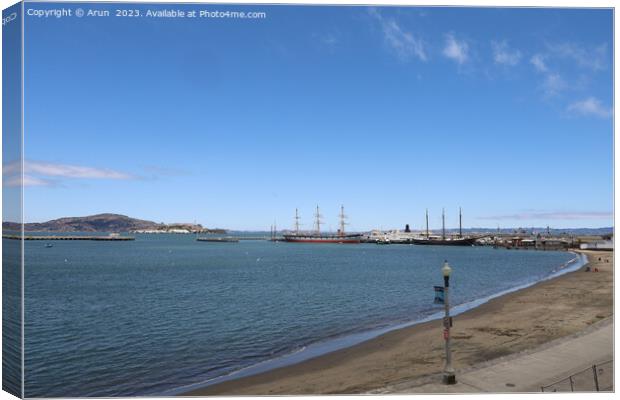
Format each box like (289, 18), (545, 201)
(375, 318), (613, 393)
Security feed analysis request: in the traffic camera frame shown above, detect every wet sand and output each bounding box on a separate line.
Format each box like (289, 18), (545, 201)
(184, 250), (613, 395)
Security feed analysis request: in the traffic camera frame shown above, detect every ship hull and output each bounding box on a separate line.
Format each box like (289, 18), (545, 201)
(411, 238), (476, 246)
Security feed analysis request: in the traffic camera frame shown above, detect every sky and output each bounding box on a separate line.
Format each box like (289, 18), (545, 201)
(2, 2), (22, 225)
(10, 3), (614, 230)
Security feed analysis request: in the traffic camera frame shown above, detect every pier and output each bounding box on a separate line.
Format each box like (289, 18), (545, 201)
(197, 237), (239, 243)
(201, 236), (272, 241)
(2, 235), (135, 241)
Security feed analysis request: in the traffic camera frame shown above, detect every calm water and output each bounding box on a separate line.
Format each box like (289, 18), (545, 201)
(20, 235), (578, 397)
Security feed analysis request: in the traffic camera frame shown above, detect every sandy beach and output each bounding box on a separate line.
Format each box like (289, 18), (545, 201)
(184, 250), (613, 395)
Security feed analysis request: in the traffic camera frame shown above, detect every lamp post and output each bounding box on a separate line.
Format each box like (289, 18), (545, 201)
(442, 260), (456, 384)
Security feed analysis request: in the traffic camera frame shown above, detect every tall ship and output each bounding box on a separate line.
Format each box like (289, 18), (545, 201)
(282, 206), (362, 244)
(411, 208), (477, 246)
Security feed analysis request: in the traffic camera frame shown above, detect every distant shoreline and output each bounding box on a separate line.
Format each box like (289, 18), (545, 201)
(182, 250), (612, 396)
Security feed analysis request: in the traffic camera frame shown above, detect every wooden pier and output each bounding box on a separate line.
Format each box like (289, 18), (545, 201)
(2, 235), (135, 241)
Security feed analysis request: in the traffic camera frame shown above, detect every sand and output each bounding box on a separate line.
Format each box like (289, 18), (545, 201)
(184, 250), (613, 395)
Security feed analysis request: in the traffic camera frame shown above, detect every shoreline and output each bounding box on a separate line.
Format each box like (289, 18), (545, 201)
(181, 250), (612, 396)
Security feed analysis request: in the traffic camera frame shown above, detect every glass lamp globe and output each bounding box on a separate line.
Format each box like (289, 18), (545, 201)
(442, 261), (452, 277)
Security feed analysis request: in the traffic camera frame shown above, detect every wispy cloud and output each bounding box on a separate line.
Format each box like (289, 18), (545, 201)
(3, 160), (135, 187)
(541, 73), (567, 97)
(530, 51), (568, 99)
(312, 32), (340, 52)
(368, 8), (427, 62)
(322, 34), (338, 47)
(546, 42), (608, 71)
(530, 54), (548, 72)
(567, 97), (612, 118)
(492, 40), (521, 66)
(531, 43), (608, 106)
(478, 211), (612, 221)
(24, 161), (134, 179)
(442, 33), (468, 65)
(3, 174), (54, 188)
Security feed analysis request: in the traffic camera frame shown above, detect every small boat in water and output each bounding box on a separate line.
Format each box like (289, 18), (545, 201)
(45, 243), (53, 248)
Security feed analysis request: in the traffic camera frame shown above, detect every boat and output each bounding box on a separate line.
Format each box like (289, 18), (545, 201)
(282, 206), (362, 244)
(45, 243), (53, 248)
(412, 208), (477, 246)
(269, 220), (280, 242)
(284, 233), (363, 243)
(361, 228), (416, 244)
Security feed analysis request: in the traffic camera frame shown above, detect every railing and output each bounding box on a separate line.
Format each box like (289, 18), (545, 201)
(541, 360), (613, 392)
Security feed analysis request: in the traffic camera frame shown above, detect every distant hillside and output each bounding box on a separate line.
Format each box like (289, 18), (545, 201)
(3, 214), (162, 233)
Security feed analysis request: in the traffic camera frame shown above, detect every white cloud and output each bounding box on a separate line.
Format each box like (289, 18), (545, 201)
(3, 160), (135, 187)
(546, 42), (608, 71)
(3, 175), (53, 188)
(2, 162), (20, 177)
(442, 33), (469, 64)
(492, 40), (521, 66)
(369, 9), (427, 62)
(542, 73), (567, 97)
(567, 97), (612, 118)
(530, 54), (548, 72)
(24, 161), (133, 179)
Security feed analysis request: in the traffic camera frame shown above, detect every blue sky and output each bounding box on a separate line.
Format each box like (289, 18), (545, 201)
(14, 4), (613, 230)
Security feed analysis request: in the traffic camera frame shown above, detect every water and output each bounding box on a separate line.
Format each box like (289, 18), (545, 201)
(3, 238), (22, 397)
(21, 235), (578, 397)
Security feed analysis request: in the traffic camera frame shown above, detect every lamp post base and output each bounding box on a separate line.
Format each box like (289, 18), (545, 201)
(443, 373), (456, 385)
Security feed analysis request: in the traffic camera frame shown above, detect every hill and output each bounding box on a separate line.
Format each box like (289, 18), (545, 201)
(3, 214), (163, 233)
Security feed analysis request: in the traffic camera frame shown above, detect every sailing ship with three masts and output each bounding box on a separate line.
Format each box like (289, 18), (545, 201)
(411, 207), (476, 246)
(282, 206), (363, 244)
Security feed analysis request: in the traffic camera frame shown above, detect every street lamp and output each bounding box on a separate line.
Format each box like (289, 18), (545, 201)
(442, 260), (456, 384)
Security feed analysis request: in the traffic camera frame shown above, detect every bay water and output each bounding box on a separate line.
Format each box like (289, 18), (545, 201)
(19, 234), (579, 397)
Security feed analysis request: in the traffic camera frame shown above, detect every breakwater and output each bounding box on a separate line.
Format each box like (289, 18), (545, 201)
(3, 234), (134, 241)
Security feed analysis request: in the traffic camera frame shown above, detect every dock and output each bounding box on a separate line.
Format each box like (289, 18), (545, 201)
(197, 237), (240, 243)
(2, 235), (135, 241)
(197, 236), (270, 241)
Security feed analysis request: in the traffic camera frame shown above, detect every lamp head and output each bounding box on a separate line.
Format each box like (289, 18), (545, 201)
(442, 261), (452, 277)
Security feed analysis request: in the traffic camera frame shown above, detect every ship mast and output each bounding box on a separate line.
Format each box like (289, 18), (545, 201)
(425, 209), (429, 238)
(314, 205), (323, 235)
(442, 208), (446, 240)
(294, 208), (300, 234)
(338, 205), (347, 237)
(459, 207), (462, 238)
